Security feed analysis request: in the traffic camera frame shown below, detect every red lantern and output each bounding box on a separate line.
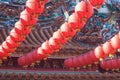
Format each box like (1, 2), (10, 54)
(111, 59), (118, 69)
(6, 36), (19, 48)
(107, 60), (114, 70)
(26, 0), (44, 15)
(2, 41), (14, 54)
(75, 1), (93, 19)
(10, 29), (25, 42)
(103, 41), (114, 55)
(68, 13), (85, 30)
(53, 29), (63, 43)
(94, 45), (105, 60)
(111, 35), (120, 50)
(100, 61), (106, 69)
(25, 50), (37, 65)
(110, 47), (116, 55)
(88, 0), (105, 8)
(20, 9), (37, 26)
(48, 37), (60, 50)
(18, 56), (26, 66)
(68, 27), (76, 38)
(89, 50), (99, 62)
(77, 55), (85, 67)
(14, 21), (25, 34)
(117, 58), (120, 68)
(64, 58), (74, 68)
(0, 46), (6, 59)
(72, 57), (80, 67)
(60, 22), (71, 38)
(53, 29), (67, 45)
(14, 21), (30, 35)
(31, 50), (38, 62)
(85, 52), (94, 65)
(41, 40), (54, 54)
(37, 47), (47, 59)
(60, 22), (76, 38)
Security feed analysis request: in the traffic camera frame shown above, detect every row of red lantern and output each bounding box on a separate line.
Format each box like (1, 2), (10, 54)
(64, 50), (99, 68)
(94, 32), (120, 60)
(0, 0), (48, 62)
(64, 31), (120, 68)
(88, 0), (105, 8)
(64, 0), (105, 68)
(100, 58), (120, 71)
(18, 0), (94, 67)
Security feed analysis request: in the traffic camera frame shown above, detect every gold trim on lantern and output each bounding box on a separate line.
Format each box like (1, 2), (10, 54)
(76, 29), (80, 32)
(95, 5), (101, 9)
(100, 58), (103, 61)
(88, 64), (92, 67)
(36, 61), (40, 64)
(82, 17), (87, 22)
(94, 62), (98, 65)
(70, 67), (74, 70)
(117, 49), (120, 52)
(77, 67), (80, 70)
(0, 60), (2, 64)
(44, 58), (47, 60)
(83, 66), (86, 68)
(109, 54), (114, 58)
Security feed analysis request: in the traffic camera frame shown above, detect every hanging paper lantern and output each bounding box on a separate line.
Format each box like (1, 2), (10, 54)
(103, 41), (114, 55)
(2, 41), (14, 54)
(53, 29), (67, 45)
(10, 29), (25, 42)
(117, 58), (120, 68)
(64, 59), (69, 67)
(100, 61), (106, 70)
(111, 59), (118, 69)
(20, 9), (37, 26)
(60, 22), (71, 38)
(14, 21), (30, 35)
(68, 13), (85, 30)
(60, 22), (76, 38)
(72, 57), (80, 67)
(111, 35), (120, 50)
(26, 0), (44, 15)
(6, 36), (19, 48)
(64, 58), (74, 68)
(37, 47), (47, 59)
(0, 46), (6, 60)
(94, 45), (105, 61)
(75, 1), (93, 19)
(68, 27), (77, 38)
(18, 56), (27, 66)
(31, 50), (38, 62)
(88, 0), (105, 8)
(89, 50), (99, 62)
(77, 55), (85, 67)
(25, 51), (37, 65)
(48, 37), (60, 50)
(59, 32), (67, 45)
(53, 29), (63, 44)
(41, 40), (54, 54)
(14, 21), (25, 34)
(85, 52), (94, 66)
